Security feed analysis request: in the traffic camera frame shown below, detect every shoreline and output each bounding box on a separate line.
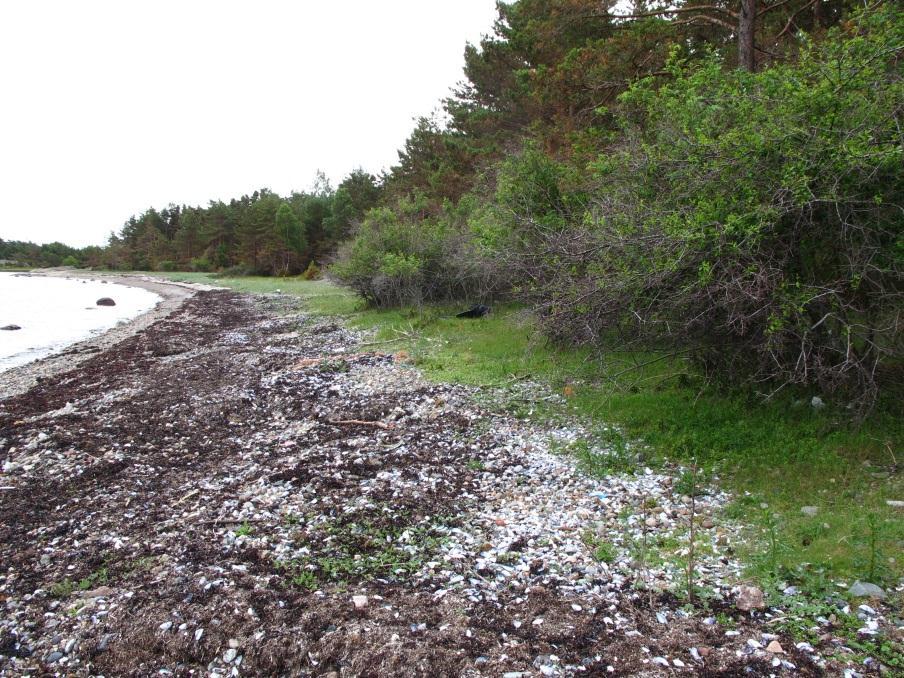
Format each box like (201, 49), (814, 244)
(0, 271), (215, 400)
(0, 288), (890, 675)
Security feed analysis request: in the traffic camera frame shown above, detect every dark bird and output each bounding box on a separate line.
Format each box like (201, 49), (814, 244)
(456, 304), (491, 319)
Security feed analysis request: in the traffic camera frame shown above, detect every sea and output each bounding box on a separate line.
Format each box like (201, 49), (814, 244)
(0, 273), (161, 372)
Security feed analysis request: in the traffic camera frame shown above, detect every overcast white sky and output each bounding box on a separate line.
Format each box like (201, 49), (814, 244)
(0, 1), (498, 247)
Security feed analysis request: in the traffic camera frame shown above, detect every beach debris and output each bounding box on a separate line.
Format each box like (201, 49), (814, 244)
(456, 304), (490, 318)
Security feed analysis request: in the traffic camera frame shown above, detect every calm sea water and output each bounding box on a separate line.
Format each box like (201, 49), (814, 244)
(0, 273), (161, 372)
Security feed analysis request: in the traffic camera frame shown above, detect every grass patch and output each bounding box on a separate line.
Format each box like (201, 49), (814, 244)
(148, 272), (361, 316)
(78, 567), (108, 590)
(157, 274), (903, 586)
(581, 529), (617, 564)
(49, 578), (75, 598)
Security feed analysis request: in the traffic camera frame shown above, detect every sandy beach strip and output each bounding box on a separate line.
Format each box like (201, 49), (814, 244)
(0, 271), (214, 400)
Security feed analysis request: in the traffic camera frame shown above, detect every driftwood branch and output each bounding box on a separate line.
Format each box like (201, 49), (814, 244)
(328, 419), (393, 430)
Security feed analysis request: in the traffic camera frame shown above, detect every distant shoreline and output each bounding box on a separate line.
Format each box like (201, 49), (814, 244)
(0, 271), (216, 400)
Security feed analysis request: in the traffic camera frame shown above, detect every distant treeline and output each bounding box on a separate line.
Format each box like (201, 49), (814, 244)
(0, 239), (101, 269)
(3, 169), (381, 276)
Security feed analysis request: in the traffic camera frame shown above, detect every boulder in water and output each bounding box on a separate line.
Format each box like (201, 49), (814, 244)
(1, 324), (21, 331)
(96, 297), (116, 306)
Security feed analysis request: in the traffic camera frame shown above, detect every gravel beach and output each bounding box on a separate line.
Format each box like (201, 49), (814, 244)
(0, 289), (896, 676)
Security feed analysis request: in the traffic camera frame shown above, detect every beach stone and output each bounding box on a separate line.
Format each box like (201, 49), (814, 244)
(848, 581), (885, 599)
(80, 586), (114, 599)
(810, 396), (825, 409)
(2, 461), (23, 474)
(46, 651), (63, 663)
(801, 506), (819, 517)
(352, 595), (368, 610)
(96, 297), (116, 306)
(766, 640), (785, 654)
(736, 585), (765, 611)
(1, 324), (21, 330)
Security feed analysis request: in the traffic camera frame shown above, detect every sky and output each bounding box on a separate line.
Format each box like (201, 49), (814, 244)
(0, 1), (499, 247)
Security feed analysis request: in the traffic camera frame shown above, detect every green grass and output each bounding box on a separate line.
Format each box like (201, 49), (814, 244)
(581, 529), (617, 564)
(156, 273), (903, 589)
(145, 271), (361, 316)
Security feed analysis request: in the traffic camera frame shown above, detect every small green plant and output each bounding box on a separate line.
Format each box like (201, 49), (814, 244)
(300, 261), (322, 280)
(715, 611), (736, 629)
(291, 570), (318, 590)
(581, 530), (617, 564)
(686, 460), (699, 604)
(50, 579), (75, 598)
(861, 512), (886, 583)
(236, 522), (253, 537)
(67, 602), (86, 616)
(127, 556), (155, 575)
(285, 512), (300, 526)
(568, 437), (636, 477)
(466, 458), (485, 471)
(594, 542), (617, 564)
(675, 467), (709, 497)
(78, 567), (108, 591)
(760, 509), (782, 576)
(497, 551), (519, 565)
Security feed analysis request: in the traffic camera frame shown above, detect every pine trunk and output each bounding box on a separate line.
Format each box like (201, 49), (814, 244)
(739, 0), (757, 71)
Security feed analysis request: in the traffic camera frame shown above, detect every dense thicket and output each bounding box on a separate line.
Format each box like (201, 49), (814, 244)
(529, 10), (904, 410)
(333, 1), (902, 408)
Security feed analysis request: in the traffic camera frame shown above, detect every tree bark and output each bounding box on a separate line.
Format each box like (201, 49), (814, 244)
(739, 0), (757, 71)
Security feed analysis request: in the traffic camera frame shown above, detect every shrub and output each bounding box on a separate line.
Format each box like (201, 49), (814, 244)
(529, 5), (904, 411)
(214, 264), (252, 278)
(301, 261), (322, 280)
(333, 202), (501, 307)
(190, 256), (213, 273)
(156, 260), (177, 272)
